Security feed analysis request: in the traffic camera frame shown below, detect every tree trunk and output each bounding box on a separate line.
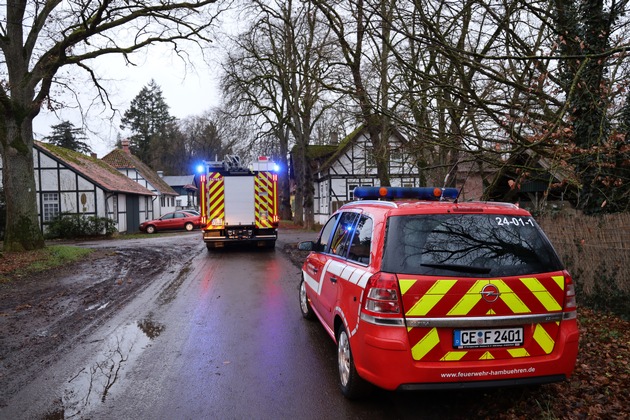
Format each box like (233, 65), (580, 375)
(277, 128), (292, 221)
(1, 117), (45, 251)
(293, 144), (305, 226)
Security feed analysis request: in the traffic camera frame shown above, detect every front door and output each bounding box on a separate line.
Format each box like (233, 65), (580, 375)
(126, 195), (140, 233)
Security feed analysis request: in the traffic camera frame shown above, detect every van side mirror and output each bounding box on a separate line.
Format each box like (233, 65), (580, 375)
(298, 241), (314, 251)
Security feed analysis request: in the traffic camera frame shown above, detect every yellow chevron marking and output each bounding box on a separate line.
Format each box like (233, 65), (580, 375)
(486, 309), (496, 315)
(441, 351), (467, 361)
(508, 348), (530, 358)
(521, 278), (562, 311)
(494, 279), (531, 313)
(209, 188), (223, 205)
(411, 328), (440, 360)
(533, 324), (555, 354)
(552, 275), (565, 290)
(479, 351), (494, 360)
(448, 280), (485, 316)
(399, 279), (416, 295)
(407, 280), (457, 316)
(254, 172), (276, 228)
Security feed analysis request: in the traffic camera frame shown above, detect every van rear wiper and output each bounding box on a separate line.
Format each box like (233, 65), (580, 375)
(420, 263), (491, 274)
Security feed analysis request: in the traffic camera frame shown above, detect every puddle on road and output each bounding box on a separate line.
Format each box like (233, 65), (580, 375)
(44, 317), (165, 419)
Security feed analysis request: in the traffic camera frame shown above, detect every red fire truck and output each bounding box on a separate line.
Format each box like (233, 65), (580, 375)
(199, 155), (279, 250)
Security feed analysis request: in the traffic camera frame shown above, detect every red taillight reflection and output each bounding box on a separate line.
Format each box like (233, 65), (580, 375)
(364, 272), (401, 314)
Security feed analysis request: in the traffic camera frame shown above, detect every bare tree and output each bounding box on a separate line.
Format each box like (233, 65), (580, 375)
(221, 0), (337, 227)
(382, 0), (629, 211)
(0, 0), (221, 251)
(313, 0), (394, 186)
(179, 110), (235, 168)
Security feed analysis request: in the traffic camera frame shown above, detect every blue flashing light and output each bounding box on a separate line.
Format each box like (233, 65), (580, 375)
(273, 163), (280, 172)
(353, 186), (459, 201)
(196, 164), (205, 174)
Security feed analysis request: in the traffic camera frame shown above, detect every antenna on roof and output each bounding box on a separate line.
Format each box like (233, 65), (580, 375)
(454, 160), (476, 204)
(440, 158), (462, 201)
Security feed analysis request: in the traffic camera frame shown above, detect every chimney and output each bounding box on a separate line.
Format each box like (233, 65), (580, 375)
(90, 152), (97, 159)
(121, 139), (131, 154)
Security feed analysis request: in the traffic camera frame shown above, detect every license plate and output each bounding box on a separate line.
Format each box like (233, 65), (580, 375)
(211, 218), (223, 226)
(453, 327), (523, 349)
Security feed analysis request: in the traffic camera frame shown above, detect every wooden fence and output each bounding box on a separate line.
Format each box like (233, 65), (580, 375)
(537, 213), (630, 297)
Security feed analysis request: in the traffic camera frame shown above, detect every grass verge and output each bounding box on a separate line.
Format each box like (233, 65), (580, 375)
(0, 245), (93, 281)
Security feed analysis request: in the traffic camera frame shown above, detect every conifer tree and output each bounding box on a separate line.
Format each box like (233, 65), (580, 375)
(120, 80), (177, 165)
(44, 121), (92, 154)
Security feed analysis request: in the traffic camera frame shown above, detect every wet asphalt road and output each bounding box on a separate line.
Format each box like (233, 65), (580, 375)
(0, 232), (376, 419)
(1, 231), (483, 419)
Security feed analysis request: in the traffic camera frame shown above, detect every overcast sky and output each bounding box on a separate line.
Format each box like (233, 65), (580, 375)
(32, 33), (225, 159)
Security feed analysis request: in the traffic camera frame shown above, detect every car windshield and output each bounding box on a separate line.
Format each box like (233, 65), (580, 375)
(382, 214), (563, 277)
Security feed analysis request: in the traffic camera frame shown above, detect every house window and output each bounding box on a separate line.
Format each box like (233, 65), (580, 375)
(145, 196), (151, 218)
(365, 147), (376, 168)
(390, 149), (404, 166)
(348, 184), (359, 200)
(42, 193), (59, 222)
(348, 183), (372, 200)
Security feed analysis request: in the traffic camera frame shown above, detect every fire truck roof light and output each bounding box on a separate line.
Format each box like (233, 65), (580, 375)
(196, 164), (205, 174)
(353, 186), (459, 201)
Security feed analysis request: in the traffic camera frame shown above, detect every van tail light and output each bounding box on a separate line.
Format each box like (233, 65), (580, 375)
(363, 272), (401, 315)
(563, 272), (577, 319)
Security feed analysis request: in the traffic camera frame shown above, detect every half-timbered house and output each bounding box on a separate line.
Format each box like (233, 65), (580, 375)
(162, 174), (199, 211)
(101, 140), (178, 220)
(296, 127), (424, 224)
(0, 141), (155, 234)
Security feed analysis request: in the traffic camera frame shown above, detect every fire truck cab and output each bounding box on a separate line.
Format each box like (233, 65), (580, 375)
(199, 155), (279, 250)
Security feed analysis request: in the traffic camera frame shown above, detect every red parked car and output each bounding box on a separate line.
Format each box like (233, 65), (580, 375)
(139, 210), (202, 234)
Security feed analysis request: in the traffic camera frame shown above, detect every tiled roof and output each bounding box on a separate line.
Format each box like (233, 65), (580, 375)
(162, 175), (195, 187)
(101, 149), (178, 196)
(35, 142), (154, 196)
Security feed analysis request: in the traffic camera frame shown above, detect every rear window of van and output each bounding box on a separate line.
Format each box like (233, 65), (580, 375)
(382, 214), (563, 277)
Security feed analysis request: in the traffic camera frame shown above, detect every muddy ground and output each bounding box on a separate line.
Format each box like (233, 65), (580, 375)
(1, 237), (628, 419)
(0, 242), (202, 409)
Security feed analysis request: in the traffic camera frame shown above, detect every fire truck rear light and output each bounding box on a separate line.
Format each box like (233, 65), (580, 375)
(364, 272), (401, 314)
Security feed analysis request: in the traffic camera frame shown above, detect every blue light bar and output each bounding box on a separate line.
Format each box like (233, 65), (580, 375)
(353, 186), (459, 201)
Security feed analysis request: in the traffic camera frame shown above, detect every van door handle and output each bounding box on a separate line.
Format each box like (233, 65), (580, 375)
(330, 276), (337, 284)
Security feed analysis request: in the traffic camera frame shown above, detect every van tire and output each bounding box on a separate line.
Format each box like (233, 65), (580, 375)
(337, 325), (371, 399)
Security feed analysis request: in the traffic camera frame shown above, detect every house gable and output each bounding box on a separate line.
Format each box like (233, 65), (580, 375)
(0, 142), (155, 234)
(298, 127), (423, 223)
(101, 148), (178, 197)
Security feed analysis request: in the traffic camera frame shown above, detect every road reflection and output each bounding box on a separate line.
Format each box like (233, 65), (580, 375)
(44, 317), (165, 419)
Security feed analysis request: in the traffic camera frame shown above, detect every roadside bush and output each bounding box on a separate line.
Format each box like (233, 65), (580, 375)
(45, 212), (117, 239)
(574, 271), (630, 318)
